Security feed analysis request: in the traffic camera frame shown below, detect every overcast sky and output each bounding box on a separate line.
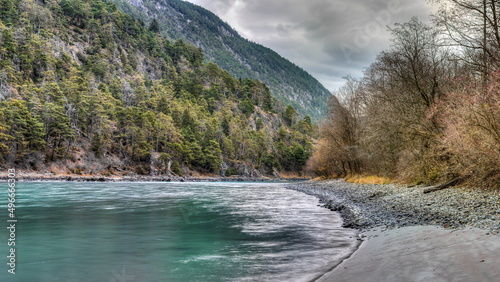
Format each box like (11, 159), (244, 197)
(184, 0), (437, 91)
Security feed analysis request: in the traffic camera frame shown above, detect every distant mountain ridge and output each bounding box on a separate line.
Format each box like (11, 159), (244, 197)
(113, 0), (331, 120)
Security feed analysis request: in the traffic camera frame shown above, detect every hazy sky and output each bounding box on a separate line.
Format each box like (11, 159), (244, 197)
(184, 0), (437, 91)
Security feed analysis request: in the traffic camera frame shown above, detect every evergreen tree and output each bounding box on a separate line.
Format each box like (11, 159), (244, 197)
(149, 18), (160, 33)
(0, 0), (20, 25)
(283, 105), (297, 126)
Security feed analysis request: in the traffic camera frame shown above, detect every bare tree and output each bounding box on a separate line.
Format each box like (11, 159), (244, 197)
(435, 0), (500, 78)
(360, 18), (452, 179)
(307, 82), (364, 177)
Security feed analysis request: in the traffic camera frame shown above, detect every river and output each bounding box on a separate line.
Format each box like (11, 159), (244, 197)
(1, 182), (358, 281)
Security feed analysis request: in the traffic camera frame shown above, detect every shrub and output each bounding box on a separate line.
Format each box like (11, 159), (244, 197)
(171, 160), (182, 176)
(431, 72), (500, 187)
(225, 167), (239, 176)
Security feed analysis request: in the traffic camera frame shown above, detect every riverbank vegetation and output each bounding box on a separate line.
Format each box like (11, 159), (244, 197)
(308, 1), (500, 188)
(0, 0), (313, 177)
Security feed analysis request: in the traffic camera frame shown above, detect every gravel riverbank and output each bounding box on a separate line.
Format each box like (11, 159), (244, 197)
(287, 180), (500, 232)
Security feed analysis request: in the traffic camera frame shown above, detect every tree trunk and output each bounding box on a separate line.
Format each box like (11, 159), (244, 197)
(423, 177), (464, 193)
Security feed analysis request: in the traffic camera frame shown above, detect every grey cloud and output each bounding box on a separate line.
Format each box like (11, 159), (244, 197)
(187, 0), (435, 91)
(275, 23), (293, 37)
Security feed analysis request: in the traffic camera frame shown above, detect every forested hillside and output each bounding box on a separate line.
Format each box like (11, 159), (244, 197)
(0, 0), (314, 177)
(308, 12), (499, 188)
(111, 0), (331, 121)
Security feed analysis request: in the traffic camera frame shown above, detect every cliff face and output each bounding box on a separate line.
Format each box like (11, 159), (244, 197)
(113, 0), (331, 120)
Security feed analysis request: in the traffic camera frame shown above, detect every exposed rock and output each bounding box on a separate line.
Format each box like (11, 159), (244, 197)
(227, 160), (262, 178)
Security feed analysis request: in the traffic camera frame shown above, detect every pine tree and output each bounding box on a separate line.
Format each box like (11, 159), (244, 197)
(149, 18), (160, 33)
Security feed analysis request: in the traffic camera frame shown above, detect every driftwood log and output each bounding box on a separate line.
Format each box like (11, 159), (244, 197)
(423, 177), (463, 194)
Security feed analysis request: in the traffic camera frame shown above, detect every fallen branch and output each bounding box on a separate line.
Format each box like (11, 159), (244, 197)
(423, 177), (464, 194)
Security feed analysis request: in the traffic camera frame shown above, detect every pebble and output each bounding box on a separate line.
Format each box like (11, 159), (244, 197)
(287, 179), (500, 232)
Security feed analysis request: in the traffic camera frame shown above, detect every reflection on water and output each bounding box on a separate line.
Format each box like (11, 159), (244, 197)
(1, 182), (358, 281)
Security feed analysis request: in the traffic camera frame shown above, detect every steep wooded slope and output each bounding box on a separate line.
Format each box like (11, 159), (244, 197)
(113, 0), (331, 120)
(0, 0), (313, 176)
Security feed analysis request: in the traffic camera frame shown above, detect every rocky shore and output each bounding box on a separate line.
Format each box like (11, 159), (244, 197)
(287, 180), (500, 232)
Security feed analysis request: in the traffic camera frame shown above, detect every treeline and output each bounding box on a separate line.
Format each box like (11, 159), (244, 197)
(308, 2), (499, 188)
(0, 0), (313, 176)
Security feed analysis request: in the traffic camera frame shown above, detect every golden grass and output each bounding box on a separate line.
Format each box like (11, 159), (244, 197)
(345, 174), (393, 185)
(278, 172), (309, 178)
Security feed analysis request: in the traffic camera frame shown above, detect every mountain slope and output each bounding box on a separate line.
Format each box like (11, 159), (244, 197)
(113, 0), (331, 120)
(0, 0), (313, 176)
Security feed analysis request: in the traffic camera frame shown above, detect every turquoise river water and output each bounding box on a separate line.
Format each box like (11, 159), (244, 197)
(0, 182), (358, 281)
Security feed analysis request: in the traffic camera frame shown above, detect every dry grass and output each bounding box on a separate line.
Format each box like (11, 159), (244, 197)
(279, 171), (307, 178)
(345, 174), (393, 185)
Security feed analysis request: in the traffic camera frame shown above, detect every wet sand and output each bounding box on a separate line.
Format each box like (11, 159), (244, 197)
(317, 226), (499, 282)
